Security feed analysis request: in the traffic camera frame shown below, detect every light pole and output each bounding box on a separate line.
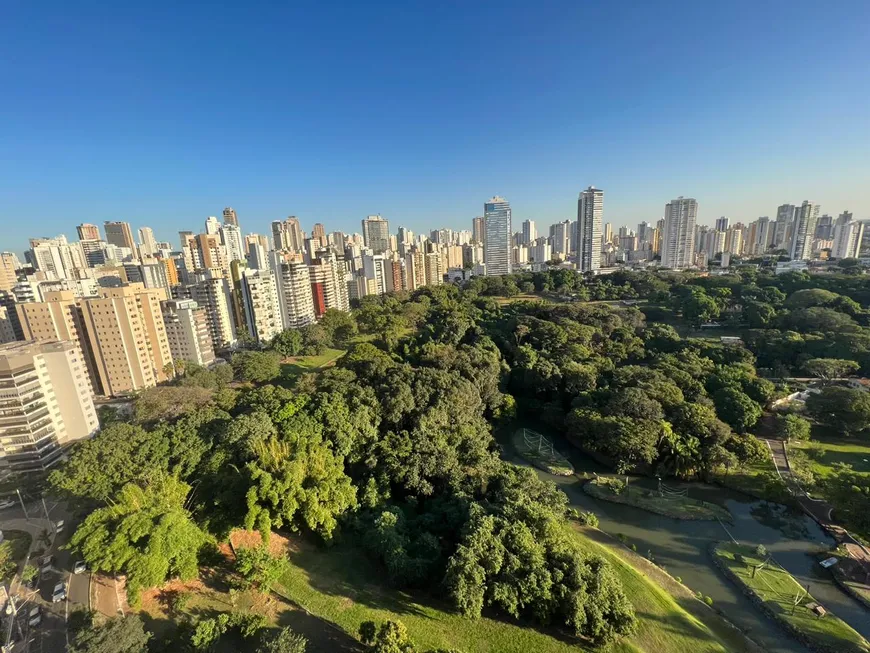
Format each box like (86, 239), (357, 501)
(14, 490), (29, 523)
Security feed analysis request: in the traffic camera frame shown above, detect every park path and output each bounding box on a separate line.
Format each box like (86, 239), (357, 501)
(765, 439), (870, 582)
(92, 574), (128, 616)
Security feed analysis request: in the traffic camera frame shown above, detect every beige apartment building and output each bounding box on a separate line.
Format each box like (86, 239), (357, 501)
(0, 340), (98, 474)
(161, 299), (215, 367)
(16, 290), (103, 394)
(80, 284), (173, 396)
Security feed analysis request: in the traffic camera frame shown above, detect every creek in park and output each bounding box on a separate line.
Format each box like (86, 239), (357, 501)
(498, 424), (870, 653)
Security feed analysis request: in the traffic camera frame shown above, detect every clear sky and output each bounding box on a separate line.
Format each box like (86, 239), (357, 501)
(2, 0), (869, 255)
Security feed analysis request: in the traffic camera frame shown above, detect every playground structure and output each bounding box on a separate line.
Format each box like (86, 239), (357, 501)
(515, 428), (574, 476)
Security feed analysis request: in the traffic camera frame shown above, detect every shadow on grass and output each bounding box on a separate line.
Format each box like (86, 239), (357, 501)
(276, 608), (365, 653)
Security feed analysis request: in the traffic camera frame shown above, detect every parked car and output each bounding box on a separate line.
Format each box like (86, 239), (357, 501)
(39, 556), (53, 574)
(73, 561), (87, 575)
(51, 583), (66, 603)
(54, 519), (64, 533)
(0, 499), (16, 510)
(27, 606), (41, 627)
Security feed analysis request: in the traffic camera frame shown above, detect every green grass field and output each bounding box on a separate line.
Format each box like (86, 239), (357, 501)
(584, 479), (732, 522)
(713, 542), (870, 653)
(273, 529), (738, 653)
(790, 437), (870, 478)
(280, 348), (346, 378)
(711, 455), (781, 500)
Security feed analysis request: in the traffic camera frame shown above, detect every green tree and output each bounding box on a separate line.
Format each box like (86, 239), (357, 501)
(234, 545), (290, 593)
(68, 474), (205, 600)
(803, 357), (860, 381)
(49, 423), (170, 505)
(776, 414), (811, 441)
(69, 614), (150, 653)
(359, 620), (416, 653)
(712, 387), (762, 433)
(270, 329), (303, 357)
(191, 614), (230, 651)
(806, 386), (870, 435)
(319, 308), (358, 347)
(258, 627), (308, 653)
(133, 386), (214, 424)
(681, 289), (720, 326)
(232, 350), (282, 383)
(821, 464), (870, 535)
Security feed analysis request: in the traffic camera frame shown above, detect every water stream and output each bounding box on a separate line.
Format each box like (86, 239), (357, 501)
(500, 426), (870, 653)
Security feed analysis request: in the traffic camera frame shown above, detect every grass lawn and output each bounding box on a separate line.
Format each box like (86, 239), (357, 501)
(713, 542), (870, 653)
(493, 293), (551, 305)
(790, 436), (870, 478)
(2, 530), (32, 563)
(584, 479), (732, 522)
(280, 348), (346, 378)
(272, 529), (738, 653)
(513, 428), (574, 476)
(711, 454), (780, 500)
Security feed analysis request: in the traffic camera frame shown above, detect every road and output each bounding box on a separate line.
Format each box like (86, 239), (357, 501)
(0, 498), (89, 652)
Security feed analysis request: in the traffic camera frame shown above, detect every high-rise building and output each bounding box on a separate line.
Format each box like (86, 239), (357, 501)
(549, 220), (572, 259)
(521, 220), (536, 245)
(309, 254), (350, 316)
(246, 238), (269, 271)
(577, 186), (603, 272)
(222, 207), (238, 227)
(529, 237), (552, 264)
(104, 221), (136, 251)
(195, 233), (228, 275)
(424, 252), (443, 286)
(161, 299), (215, 367)
(220, 223), (245, 263)
(773, 204), (796, 249)
(312, 223), (327, 248)
(715, 216), (730, 232)
(472, 217), (485, 245)
(832, 211), (864, 260)
(362, 215), (390, 255)
(16, 290), (102, 394)
(189, 275), (237, 350)
(815, 214), (834, 240)
(138, 227), (158, 258)
(790, 200), (820, 261)
(0, 253), (18, 293)
(0, 340), (99, 474)
(29, 236), (86, 280)
(483, 197), (511, 276)
(204, 216), (221, 235)
(272, 217), (304, 252)
(239, 270), (282, 343)
(274, 261), (316, 329)
(76, 223), (101, 241)
(404, 249), (426, 290)
(661, 197), (698, 269)
(79, 284), (173, 397)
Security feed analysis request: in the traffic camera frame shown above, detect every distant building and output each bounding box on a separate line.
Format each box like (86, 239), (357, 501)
(661, 197), (698, 269)
(483, 197), (512, 276)
(577, 186), (603, 272)
(362, 215), (390, 255)
(76, 223), (101, 241)
(790, 200), (820, 261)
(103, 221), (136, 251)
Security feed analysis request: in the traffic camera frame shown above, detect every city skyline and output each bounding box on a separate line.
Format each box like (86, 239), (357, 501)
(3, 1), (869, 255)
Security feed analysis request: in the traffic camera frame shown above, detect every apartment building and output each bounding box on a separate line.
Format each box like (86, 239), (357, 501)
(0, 340), (98, 474)
(79, 284), (173, 396)
(161, 299), (215, 367)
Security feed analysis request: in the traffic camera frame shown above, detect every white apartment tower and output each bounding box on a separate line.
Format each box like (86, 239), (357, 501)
(483, 197), (512, 276)
(239, 269), (282, 343)
(577, 186), (603, 272)
(161, 299), (215, 367)
(0, 340), (98, 474)
(661, 197), (698, 269)
(790, 200), (820, 261)
(832, 212), (864, 260)
(274, 261), (317, 329)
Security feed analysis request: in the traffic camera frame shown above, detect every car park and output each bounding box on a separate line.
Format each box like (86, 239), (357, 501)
(51, 583), (66, 603)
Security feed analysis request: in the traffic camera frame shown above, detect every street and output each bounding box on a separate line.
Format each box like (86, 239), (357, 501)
(1, 497), (89, 652)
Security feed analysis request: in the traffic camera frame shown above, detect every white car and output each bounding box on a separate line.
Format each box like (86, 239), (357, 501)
(0, 499), (15, 510)
(54, 519), (64, 533)
(27, 606), (41, 627)
(73, 561), (87, 574)
(51, 583), (66, 603)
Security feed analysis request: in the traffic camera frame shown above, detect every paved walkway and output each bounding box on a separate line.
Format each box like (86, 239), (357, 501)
(93, 573), (128, 616)
(766, 439), (870, 583)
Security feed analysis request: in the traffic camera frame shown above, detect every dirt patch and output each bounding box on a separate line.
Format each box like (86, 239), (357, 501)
(230, 529), (298, 557)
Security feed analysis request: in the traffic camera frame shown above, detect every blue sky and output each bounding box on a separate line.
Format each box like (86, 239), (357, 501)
(2, 0), (869, 255)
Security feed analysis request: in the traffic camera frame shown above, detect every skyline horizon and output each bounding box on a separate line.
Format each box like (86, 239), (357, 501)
(6, 189), (861, 258)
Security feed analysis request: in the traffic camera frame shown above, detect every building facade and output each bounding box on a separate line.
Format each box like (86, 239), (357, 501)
(483, 197), (511, 276)
(661, 197), (698, 269)
(577, 186), (603, 272)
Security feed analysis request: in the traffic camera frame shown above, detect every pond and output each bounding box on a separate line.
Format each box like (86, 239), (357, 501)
(498, 424), (870, 653)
